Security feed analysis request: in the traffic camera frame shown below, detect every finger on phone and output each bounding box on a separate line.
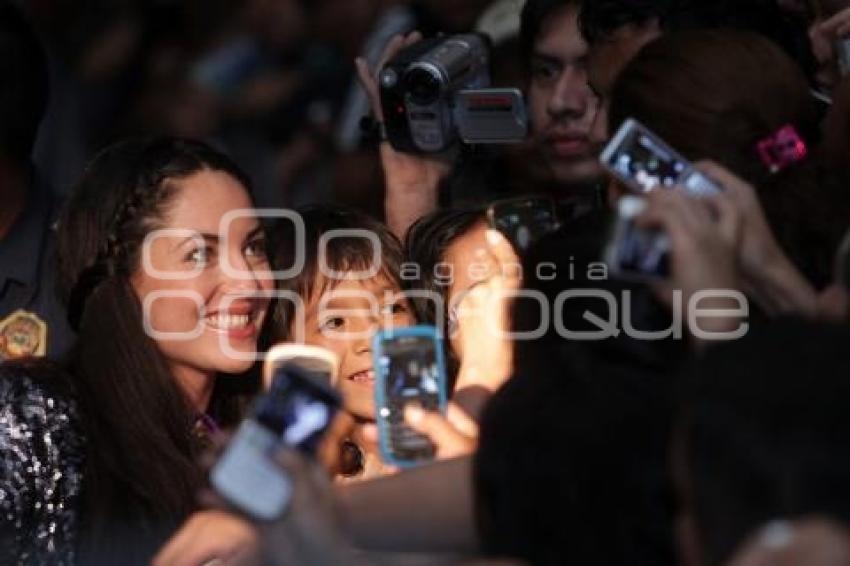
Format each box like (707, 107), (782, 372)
(446, 402), (479, 438)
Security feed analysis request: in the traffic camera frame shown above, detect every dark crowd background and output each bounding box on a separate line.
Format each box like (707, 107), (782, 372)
(22, 0), (508, 214)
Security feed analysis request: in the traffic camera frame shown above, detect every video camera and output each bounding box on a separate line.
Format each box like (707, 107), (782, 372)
(378, 34), (527, 153)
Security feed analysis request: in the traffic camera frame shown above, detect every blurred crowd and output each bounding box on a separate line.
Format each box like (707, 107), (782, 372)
(5, 0), (850, 565)
(26, 0), (501, 213)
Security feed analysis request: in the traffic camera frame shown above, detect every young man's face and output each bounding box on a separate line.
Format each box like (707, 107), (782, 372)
(586, 21), (662, 144)
(527, 4), (603, 187)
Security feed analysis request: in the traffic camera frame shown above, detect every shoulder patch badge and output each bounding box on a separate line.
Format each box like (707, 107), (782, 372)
(0, 310), (48, 361)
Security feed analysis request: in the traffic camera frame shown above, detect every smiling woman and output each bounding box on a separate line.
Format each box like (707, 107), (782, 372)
(0, 137), (272, 565)
(129, 168), (272, 405)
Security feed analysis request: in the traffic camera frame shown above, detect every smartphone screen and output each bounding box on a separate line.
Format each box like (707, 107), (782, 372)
(603, 124), (687, 192)
(263, 344), (338, 390)
(210, 365), (340, 520)
(375, 331), (446, 466)
(487, 197), (560, 252)
(605, 196), (671, 280)
(611, 220), (670, 279)
(255, 366), (340, 455)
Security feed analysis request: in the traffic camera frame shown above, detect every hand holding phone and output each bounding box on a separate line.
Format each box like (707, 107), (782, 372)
(373, 325), (448, 468)
(606, 190), (742, 327)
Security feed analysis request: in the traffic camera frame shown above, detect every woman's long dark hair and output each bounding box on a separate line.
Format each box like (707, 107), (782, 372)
(55, 137), (260, 563)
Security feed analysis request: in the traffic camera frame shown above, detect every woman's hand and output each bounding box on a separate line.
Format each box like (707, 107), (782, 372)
(692, 161), (817, 316)
(636, 188), (746, 343)
(810, 7), (850, 91)
(355, 32), (453, 237)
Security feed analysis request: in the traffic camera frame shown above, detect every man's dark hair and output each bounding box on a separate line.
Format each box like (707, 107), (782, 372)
(519, 0), (581, 64)
(678, 319), (850, 566)
(579, 0), (816, 82)
(578, 0), (673, 44)
(0, 0), (49, 161)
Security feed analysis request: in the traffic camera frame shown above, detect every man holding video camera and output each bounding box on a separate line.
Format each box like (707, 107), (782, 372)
(357, 0), (604, 237)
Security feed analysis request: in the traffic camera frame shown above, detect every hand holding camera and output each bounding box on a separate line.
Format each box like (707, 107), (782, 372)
(635, 189), (741, 296)
(376, 33), (527, 153)
(355, 32), (453, 236)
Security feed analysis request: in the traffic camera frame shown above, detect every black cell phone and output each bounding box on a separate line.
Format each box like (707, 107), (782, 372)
(604, 196), (670, 280)
(486, 196), (560, 252)
(210, 365), (341, 520)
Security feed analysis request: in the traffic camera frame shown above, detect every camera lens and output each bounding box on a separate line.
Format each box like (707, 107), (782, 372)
(403, 67), (441, 105)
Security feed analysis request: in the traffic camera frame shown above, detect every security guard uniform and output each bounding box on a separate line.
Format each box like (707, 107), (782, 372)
(0, 173), (74, 361)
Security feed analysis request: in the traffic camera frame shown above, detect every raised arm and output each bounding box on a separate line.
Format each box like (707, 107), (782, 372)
(355, 32), (453, 238)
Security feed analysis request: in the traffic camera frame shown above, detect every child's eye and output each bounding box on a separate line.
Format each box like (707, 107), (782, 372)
(320, 317), (345, 331)
(380, 302), (408, 316)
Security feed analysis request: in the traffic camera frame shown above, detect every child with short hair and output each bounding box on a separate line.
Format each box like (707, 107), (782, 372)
(268, 205), (415, 480)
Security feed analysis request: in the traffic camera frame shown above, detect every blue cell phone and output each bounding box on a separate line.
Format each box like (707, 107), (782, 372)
(372, 325), (448, 468)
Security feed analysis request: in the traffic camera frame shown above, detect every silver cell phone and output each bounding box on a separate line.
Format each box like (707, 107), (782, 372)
(604, 196), (671, 280)
(210, 363), (340, 520)
(600, 118), (721, 197)
(262, 343), (339, 390)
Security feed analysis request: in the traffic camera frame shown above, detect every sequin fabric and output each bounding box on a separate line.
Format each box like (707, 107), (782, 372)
(0, 365), (85, 565)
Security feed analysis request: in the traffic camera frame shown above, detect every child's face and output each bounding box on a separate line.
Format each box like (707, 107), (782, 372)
(301, 274), (414, 419)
